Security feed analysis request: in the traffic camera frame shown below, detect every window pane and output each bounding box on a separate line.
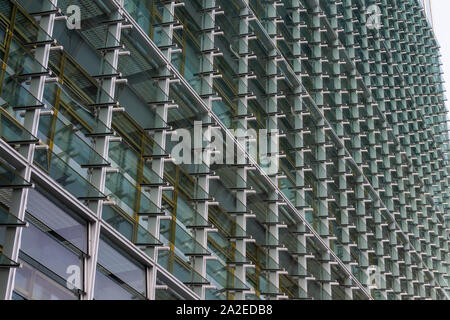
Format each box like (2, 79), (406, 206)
(27, 187), (87, 253)
(94, 269), (143, 300)
(14, 262), (77, 300)
(21, 221), (83, 290)
(97, 236), (146, 295)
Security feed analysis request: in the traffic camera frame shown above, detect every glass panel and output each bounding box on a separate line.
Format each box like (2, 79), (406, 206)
(0, 109), (38, 144)
(14, 260), (78, 300)
(155, 275), (184, 300)
(135, 224), (162, 247)
(94, 265), (145, 300)
(206, 259), (249, 292)
(20, 218), (83, 291)
(44, 82), (113, 137)
(15, 0), (57, 15)
(0, 56), (44, 111)
(159, 219), (209, 257)
(26, 187), (87, 253)
(158, 250), (209, 286)
(7, 37), (48, 77)
(102, 205), (134, 241)
(0, 252), (19, 267)
(0, 160), (32, 188)
(33, 148), (106, 200)
(105, 169), (161, 217)
(0, 205), (26, 227)
(38, 114), (109, 168)
(13, 4), (53, 46)
(97, 236), (146, 295)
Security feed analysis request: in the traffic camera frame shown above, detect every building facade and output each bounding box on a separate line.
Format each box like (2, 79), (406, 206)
(419, 0), (433, 27)
(0, 0), (448, 300)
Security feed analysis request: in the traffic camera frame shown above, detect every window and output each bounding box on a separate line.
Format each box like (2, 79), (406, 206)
(94, 235), (146, 300)
(27, 187), (87, 253)
(14, 186), (87, 300)
(14, 261), (78, 300)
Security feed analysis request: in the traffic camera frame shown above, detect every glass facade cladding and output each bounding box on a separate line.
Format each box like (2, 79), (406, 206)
(0, 0), (447, 301)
